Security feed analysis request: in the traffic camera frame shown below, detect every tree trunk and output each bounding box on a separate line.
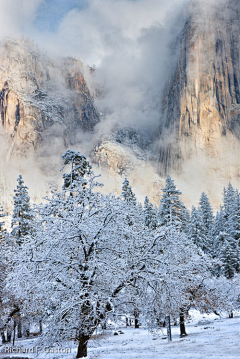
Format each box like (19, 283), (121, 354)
(126, 317), (129, 327)
(179, 311), (187, 337)
(76, 334), (90, 358)
(1, 331), (6, 343)
(101, 320), (107, 330)
(23, 322), (30, 338)
(39, 319), (43, 334)
(6, 329), (11, 343)
(166, 315), (172, 342)
(18, 320), (22, 338)
(12, 320), (17, 346)
(134, 317), (139, 328)
(229, 312), (233, 318)
(134, 310), (139, 329)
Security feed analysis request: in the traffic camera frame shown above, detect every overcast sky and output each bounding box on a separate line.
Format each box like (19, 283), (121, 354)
(0, 0), (188, 64)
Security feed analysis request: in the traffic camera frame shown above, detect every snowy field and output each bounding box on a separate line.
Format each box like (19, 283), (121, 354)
(0, 312), (239, 359)
(86, 313), (240, 359)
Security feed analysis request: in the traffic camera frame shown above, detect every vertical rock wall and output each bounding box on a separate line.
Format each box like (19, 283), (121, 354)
(0, 39), (99, 155)
(161, 0), (240, 176)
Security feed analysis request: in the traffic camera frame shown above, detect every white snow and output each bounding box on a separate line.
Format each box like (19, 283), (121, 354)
(1, 312), (239, 359)
(86, 313), (240, 359)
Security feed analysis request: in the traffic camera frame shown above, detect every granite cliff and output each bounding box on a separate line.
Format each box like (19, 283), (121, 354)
(92, 0), (240, 205)
(161, 0), (240, 180)
(0, 39), (99, 155)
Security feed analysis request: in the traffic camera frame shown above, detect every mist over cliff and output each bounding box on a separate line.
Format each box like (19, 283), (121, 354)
(159, 0), (240, 205)
(1, 0), (240, 209)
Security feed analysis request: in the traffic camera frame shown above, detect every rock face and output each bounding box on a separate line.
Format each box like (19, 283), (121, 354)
(90, 0), (240, 206)
(0, 39), (99, 155)
(161, 0), (240, 178)
(2, 1), (240, 207)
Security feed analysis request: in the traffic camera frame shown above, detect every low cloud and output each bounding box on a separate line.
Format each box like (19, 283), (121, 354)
(0, 0), (235, 209)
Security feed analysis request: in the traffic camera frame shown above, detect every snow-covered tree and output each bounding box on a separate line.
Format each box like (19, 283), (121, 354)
(212, 184), (240, 277)
(8, 153), (158, 358)
(11, 175), (33, 245)
(144, 227), (213, 340)
(220, 238), (239, 279)
(189, 206), (208, 252)
(7, 155), (240, 355)
(212, 207), (225, 256)
(158, 175), (188, 232)
(7, 175), (36, 341)
(0, 202), (20, 344)
(193, 192), (214, 254)
(143, 196), (158, 229)
(158, 175), (182, 227)
(180, 205), (190, 235)
(121, 178), (137, 226)
(222, 183), (240, 242)
(203, 275), (240, 315)
(121, 178), (137, 205)
(198, 192), (214, 234)
(61, 150), (93, 190)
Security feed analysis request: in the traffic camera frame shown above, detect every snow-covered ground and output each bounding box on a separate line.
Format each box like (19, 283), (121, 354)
(87, 312), (240, 359)
(0, 312), (239, 359)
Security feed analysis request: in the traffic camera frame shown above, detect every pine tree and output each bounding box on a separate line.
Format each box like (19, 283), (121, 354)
(232, 190), (240, 242)
(122, 178), (137, 205)
(179, 205), (190, 235)
(222, 184), (240, 242)
(11, 175), (33, 244)
(212, 195), (240, 278)
(220, 240), (239, 279)
(210, 183), (240, 278)
(158, 175), (183, 228)
(143, 196), (158, 229)
(198, 192), (214, 233)
(189, 206), (208, 252)
(198, 192), (214, 253)
(61, 150), (92, 190)
(212, 207), (225, 258)
(227, 236), (240, 273)
(223, 183), (236, 219)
